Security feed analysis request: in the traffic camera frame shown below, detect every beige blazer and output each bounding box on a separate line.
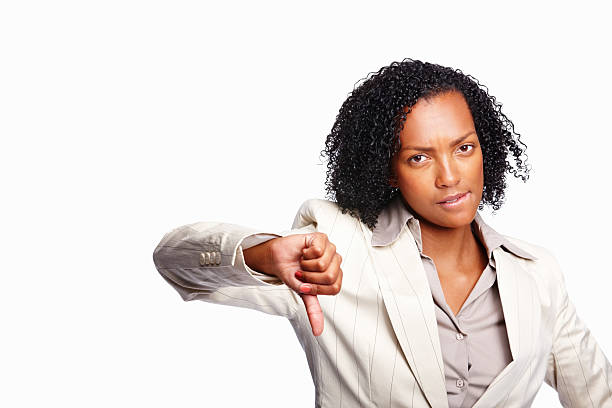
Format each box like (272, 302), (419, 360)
(153, 199), (612, 408)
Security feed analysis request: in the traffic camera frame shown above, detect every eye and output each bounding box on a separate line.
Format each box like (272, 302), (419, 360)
(409, 154), (427, 164)
(458, 144), (474, 153)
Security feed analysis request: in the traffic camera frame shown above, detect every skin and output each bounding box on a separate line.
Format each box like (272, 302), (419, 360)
(244, 90), (489, 334)
(243, 230), (341, 337)
(390, 90), (489, 316)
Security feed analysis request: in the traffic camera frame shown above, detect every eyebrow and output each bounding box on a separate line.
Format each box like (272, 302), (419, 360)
(400, 130), (477, 152)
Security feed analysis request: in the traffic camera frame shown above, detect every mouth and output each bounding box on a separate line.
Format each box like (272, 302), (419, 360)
(437, 191), (469, 208)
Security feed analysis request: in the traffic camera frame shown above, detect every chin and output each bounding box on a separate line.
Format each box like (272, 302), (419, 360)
(435, 208), (477, 228)
(439, 216), (473, 229)
(416, 204), (476, 229)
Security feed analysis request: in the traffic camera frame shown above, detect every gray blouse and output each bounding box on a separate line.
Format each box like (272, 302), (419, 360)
(371, 195), (537, 407)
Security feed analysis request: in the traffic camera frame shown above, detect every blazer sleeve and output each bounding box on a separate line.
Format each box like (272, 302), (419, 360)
(544, 253), (612, 407)
(152, 219), (316, 318)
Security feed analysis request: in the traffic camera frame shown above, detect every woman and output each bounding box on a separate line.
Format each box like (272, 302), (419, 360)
(153, 59), (612, 407)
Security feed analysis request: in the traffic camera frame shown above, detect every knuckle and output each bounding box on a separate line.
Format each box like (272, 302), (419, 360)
(316, 259), (326, 270)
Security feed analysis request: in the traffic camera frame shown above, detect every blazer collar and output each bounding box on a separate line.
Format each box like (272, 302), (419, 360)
(371, 194), (537, 261)
(360, 199), (542, 408)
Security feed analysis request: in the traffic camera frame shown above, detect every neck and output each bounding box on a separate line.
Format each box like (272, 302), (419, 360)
(418, 216), (481, 267)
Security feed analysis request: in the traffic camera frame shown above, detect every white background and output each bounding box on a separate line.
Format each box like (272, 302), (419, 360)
(1, 1), (611, 407)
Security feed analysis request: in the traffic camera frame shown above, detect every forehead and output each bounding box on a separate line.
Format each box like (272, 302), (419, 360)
(399, 91), (475, 146)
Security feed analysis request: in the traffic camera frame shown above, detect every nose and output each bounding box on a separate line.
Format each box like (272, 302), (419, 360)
(435, 156), (460, 188)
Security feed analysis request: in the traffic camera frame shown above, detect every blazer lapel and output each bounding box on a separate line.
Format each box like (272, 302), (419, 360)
(472, 248), (541, 408)
(360, 222), (449, 408)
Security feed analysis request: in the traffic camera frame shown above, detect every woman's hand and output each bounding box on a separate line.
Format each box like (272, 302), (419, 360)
(243, 232), (343, 336)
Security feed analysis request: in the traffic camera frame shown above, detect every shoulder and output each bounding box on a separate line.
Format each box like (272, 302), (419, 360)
(291, 198), (362, 232)
(503, 234), (553, 261)
(501, 234), (572, 315)
(502, 234), (565, 281)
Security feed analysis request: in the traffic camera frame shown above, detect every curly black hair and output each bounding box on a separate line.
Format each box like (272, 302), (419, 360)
(320, 58), (531, 230)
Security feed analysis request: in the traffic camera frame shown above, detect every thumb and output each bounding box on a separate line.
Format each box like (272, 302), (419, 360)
(300, 294), (324, 336)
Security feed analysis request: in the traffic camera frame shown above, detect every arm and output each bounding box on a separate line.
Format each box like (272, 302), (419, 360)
(544, 254), (612, 407)
(152, 221), (314, 318)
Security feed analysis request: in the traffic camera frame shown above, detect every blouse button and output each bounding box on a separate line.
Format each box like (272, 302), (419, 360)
(456, 379), (465, 388)
(456, 332), (464, 340)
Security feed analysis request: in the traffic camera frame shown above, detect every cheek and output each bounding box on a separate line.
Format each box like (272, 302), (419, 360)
(469, 153), (485, 198)
(476, 154), (484, 184)
(397, 170), (430, 199)
(465, 150), (484, 181)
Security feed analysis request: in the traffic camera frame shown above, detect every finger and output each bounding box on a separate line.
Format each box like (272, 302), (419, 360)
(301, 233), (329, 260)
(299, 253), (342, 284)
(301, 245), (322, 260)
(296, 265), (343, 297)
(300, 294), (324, 336)
(312, 267), (343, 296)
(289, 272), (318, 297)
(297, 282), (318, 295)
(300, 245), (337, 272)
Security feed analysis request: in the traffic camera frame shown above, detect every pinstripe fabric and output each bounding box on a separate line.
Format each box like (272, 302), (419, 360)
(373, 195), (535, 407)
(153, 199), (612, 407)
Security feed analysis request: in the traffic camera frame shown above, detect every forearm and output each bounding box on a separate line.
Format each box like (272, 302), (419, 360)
(153, 222), (281, 292)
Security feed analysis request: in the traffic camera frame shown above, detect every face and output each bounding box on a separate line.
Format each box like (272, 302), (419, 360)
(390, 90), (484, 230)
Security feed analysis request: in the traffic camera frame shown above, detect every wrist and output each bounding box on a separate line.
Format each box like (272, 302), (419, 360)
(243, 239), (276, 277)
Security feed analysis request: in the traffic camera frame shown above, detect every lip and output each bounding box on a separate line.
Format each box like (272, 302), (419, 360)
(437, 191), (469, 208)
